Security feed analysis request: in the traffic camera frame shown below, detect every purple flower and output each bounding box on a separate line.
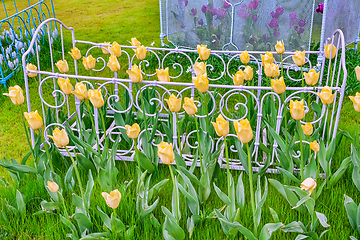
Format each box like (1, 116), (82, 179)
(271, 11), (276, 18)
(211, 8), (218, 16)
(274, 29), (280, 37)
(268, 18), (278, 28)
(263, 34), (268, 41)
(294, 25), (299, 31)
(253, 14), (258, 22)
(289, 12), (298, 26)
(198, 19), (204, 25)
(248, 0), (259, 11)
(185, 0), (188, 7)
(201, 4), (213, 14)
(297, 27), (305, 35)
(238, 4), (251, 19)
(217, 33), (222, 39)
(274, 6), (284, 18)
(224, 0), (231, 9)
(216, 8), (227, 19)
(178, 0), (187, 8)
(299, 19), (306, 27)
(191, 8), (197, 16)
(315, 2), (324, 13)
(181, 24), (185, 29)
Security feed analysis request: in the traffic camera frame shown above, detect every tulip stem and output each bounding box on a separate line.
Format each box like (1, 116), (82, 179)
(19, 106), (36, 163)
(316, 150), (320, 178)
(298, 120), (304, 181)
(113, 208), (117, 219)
(99, 108), (108, 155)
(224, 137), (230, 196)
(65, 146), (84, 198)
(176, 114), (182, 158)
(39, 129), (54, 173)
(281, 54), (283, 77)
(194, 115), (203, 175)
(308, 135), (311, 162)
(281, 94), (288, 150)
(168, 164), (179, 223)
(58, 192), (68, 217)
(85, 100), (100, 152)
(301, 66), (304, 100)
(137, 83), (150, 141)
(134, 138), (141, 173)
(246, 143), (257, 236)
(203, 92), (209, 132)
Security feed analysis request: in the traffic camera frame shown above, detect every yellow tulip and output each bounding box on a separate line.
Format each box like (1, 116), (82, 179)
(48, 128), (69, 148)
(82, 55), (96, 70)
(193, 62), (206, 76)
(292, 50), (306, 66)
(275, 40), (285, 54)
(107, 55), (120, 72)
(324, 44), (337, 59)
(183, 97), (197, 115)
(211, 114), (229, 137)
(88, 89), (104, 108)
(239, 50), (250, 64)
(233, 119), (253, 143)
(126, 64), (143, 83)
(131, 38), (141, 48)
(156, 68), (170, 82)
(135, 45), (147, 60)
(349, 92), (360, 112)
(193, 73), (209, 93)
(57, 78), (73, 95)
(264, 63), (280, 78)
(310, 141), (320, 152)
(261, 51), (274, 65)
(102, 189), (121, 209)
(26, 63), (37, 77)
(110, 41), (121, 57)
(47, 181), (59, 193)
(317, 86), (335, 105)
(55, 60), (69, 74)
(68, 47), (81, 60)
(165, 94), (181, 113)
(101, 42), (110, 54)
(24, 110), (43, 130)
(244, 66), (253, 81)
(271, 76), (286, 94)
(304, 69), (320, 86)
(157, 142), (175, 165)
(233, 70), (244, 86)
(300, 178), (316, 195)
(355, 66), (360, 81)
(301, 122), (313, 136)
(290, 99), (305, 120)
(125, 123), (141, 139)
(197, 44), (211, 60)
(72, 82), (88, 101)
(3, 85), (24, 105)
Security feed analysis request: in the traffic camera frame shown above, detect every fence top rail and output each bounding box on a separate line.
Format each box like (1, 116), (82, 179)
(1, 0), (45, 23)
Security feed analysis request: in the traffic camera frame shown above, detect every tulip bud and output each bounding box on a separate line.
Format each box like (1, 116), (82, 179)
(183, 97), (197, 115)
(48, 128), (69, 148)
(165, 94), (181, 113)
(110, 41), (121, 57)
(244, 66), (253, 81)
(301, 122), (313, 136)
(88, 89), (104, 108)
(300, 178), (316, 195)
(292, 50), (306, 66)
(349, 92), (360, 112)
(290, 99), (305, 120)
(356, 66), (360, 81)
(47, 181), (59, 193)
(27, 63), (37, 77)
(324, 44), (337, 59)
(197, 44), (211, 60)
(212, 114), (229, 137)
(125, 123), (141, 139)
(264, 63), (280, 78)
(135, 45), (147, 60)
(157, 142), (175, 165)
(156, 68), (170, 82)
(72, 82), (88, 101)
(275, 40), (285, 54)
(55, 60), (69, 74)
(102, 189), (121, 209)
(271, 76), (286, 94)
(233, 119), (253, 143)
(304, 69), (320, 86)
(233, 70), (244, 86)
(68, 47), (81, 60)
(57, 78), (73, 95)
(24, 110), (43, 130)
(239, 50), (250, 64)
(107, 55), (120, 72)
(310, 141), (319, 152)
(126, 64), (143, 83)
(317, 86), (335, 105)
(193, 73), (209, 93)
(131, 38), (141, 48)
(3, 85), (24, 105)
(82, 55), (96, 70)
(193, 62), (206, 76)
(261, 51), (274, 65)
(102, 42), (111, 54)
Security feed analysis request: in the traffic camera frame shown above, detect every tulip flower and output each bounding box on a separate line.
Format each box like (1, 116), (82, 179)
(156, 68), (170, 82)
(55, 60), (69, 74)
(110, 41), (121, 57)
(244, 66), (253, 81)
(102, 189), (121, 209)
(165, 94), (181, 113)
(233, 119), (253, 143)
(107, 55), (120, 72)
(72, 82), (88, 101)
(47, 181), (59, 193)
(193, 73), (209, 93)
(317, 86), (335, 105)
(82, 55), (96, 70)
(193, 62), (206, 76)
(197, 44), (211, 60)
(57, 78), (73, 95)
(290, 99), (305, 120)
(271, 76), (286, 94)
(125, 123), (141, 139)
(157, 141), (175, 164)
(26, 63), (37, 77)
(233, 70), (244, 86)
(300, 178), (316, 195)
(292, 50), (306, 66)
(24, 110), (43, 130)
(324, 44), (337, 59)
(126, 64), (143, 83)
(3, 85), (24, 105)
(68, 47), (81, 60)
(48, 128), (69, 148)
(183, 97), (197, 115)
(301, 122), (313, 136)
(310, 141), (319, 152)
(349, 92), (360, 112)
(275, 40), (285, 54)
(261, 51), (274, 65)
(131, 38), (141, 48)
(264, 63), (280, 78)
(101, 42), (111, 54)
(135, 45), (147, 60)
(355, 66), (360, 81)
(212, 114), (229, 137)
(88, 89), (104, 108)
(304, 69), (320, 86)
(239, 50), (250, 64)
